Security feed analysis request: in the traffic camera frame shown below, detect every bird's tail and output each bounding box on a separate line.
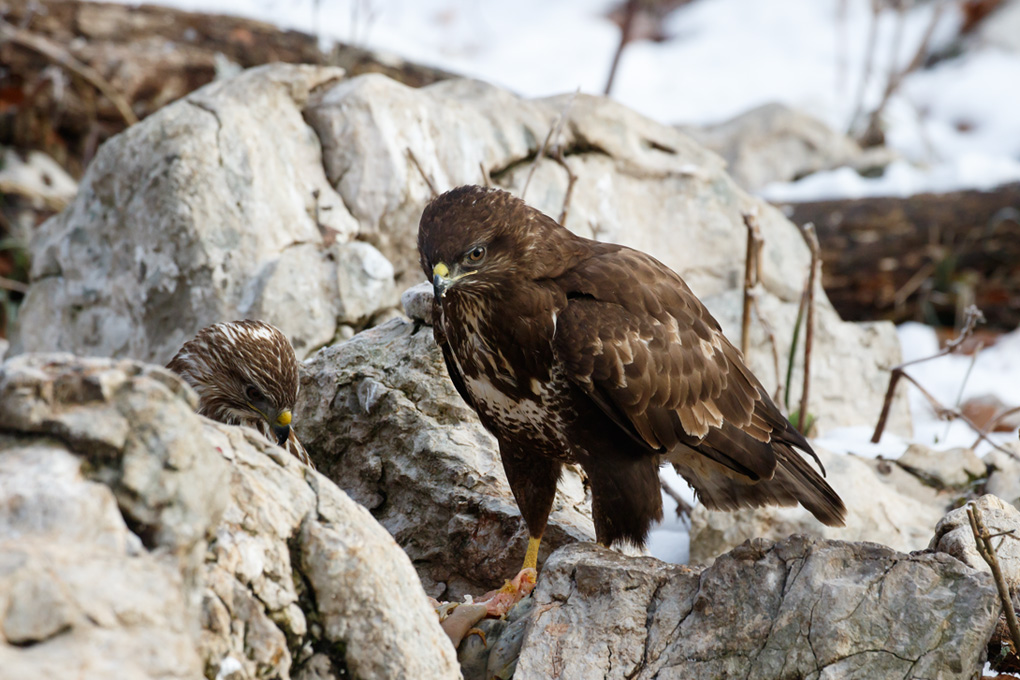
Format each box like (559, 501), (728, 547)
(671, 441), (847, 527)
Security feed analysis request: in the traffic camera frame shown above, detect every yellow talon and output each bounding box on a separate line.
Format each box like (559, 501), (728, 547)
(523, 536), (541, 571)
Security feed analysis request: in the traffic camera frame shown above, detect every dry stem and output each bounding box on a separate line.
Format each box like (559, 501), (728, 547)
(968, 503), (1020, 657)
(0, 19), (139, 126)
(741, 212), (763, 358)
(751, 294), (784, 403)
(521, 89), (578, 201)
(406, 148), (438, 198)
(860, 0), (948, 145)
(603, 0), (639, 95)
(797, 223), (821, 433)
(551, 148), (578, 225)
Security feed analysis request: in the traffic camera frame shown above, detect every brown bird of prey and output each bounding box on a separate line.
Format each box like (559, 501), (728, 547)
(418, 185), (845, 572)
(167, 319), (313, 467)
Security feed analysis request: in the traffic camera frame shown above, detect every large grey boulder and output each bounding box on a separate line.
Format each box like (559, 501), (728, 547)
(512, 537), (998, 680)
(297, 317), (594, 600)
(14, 63), (909, 435)
(12, 64), (376, 362)
(0, 354), (460, 680)
(679, 103), (893, 193)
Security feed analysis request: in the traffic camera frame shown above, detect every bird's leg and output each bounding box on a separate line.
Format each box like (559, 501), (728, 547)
(501, 449), (561, 571)
(522, 535), (542, 571)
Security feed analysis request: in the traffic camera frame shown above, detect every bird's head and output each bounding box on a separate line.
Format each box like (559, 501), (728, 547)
(166, 320), (300, 447)
(418, 185), (576, 300)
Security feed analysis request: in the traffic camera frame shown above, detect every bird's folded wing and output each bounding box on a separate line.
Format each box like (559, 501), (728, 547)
(552, 249), (784, 481)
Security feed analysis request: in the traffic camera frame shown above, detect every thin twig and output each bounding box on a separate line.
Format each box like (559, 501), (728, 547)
(968, 503), (1020, 657)
(741, 212), (763, 358)
(972, 406), (1020, 449)
(945, 342), (982, 442)
(871, 305), (985, 443)
(521, 89), (578, 201)
(751, 294), (784, 403)
(406, 148), (438, 198)
(479, 162), (492, 189)
(798, 223), (821, 434)
(0, 276), (29, 294)
(0, 19), (139, 126)
(604, 0), (639, 95)
(660, 480), (692, 522)
(551, 148), (577, 225)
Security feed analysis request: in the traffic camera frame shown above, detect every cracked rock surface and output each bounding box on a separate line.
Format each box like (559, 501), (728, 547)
(297, 317), (595, 600)
(512, 537), (999, 680)
(0, 354), (459, 680)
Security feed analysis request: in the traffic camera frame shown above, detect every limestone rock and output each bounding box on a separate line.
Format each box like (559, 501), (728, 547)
(689, 446), (947, 564)
(897, 443), (988, 489)
(679, 102), (893, 192)
(296, 317), (595, 600)
(931, 494), (1020, 589)
(513, 537), (998, 680)
(12, 64), (373, 362)
(0, 354), (460, 680)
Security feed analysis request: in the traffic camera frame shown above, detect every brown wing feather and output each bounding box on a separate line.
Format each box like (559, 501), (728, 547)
(553, 245), (777, 481)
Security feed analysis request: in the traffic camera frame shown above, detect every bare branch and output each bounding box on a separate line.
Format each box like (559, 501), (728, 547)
(522, 89), (578, 201)
(860, 0), (949, 145)
(604, 0), (639, 95)
(0, 19), (139, 126)
(848, 0), (882, 137)
(660, 480), (692, 522)
(751, 294), (784, 403)
(479, 162), (492, 189)
(551, 148), (578, 225)
(406, 148), (438, 198)
(968, 503), (1020, 657)
(871, 307), (985, 444)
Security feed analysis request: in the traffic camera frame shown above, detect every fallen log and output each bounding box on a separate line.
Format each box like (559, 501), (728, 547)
(778, 182), (1020, 329)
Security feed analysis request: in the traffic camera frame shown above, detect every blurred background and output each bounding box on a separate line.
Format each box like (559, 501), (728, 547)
(1, 0), (1018, 453)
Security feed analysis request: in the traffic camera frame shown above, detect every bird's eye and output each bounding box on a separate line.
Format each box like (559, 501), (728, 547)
(245, 385), (262, 403)
(467, 246), (486, 263)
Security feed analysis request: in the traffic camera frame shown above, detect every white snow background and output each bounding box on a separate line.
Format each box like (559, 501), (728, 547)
(98, 0), (1020, 565)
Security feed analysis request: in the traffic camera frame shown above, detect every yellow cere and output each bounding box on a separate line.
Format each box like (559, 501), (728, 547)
(433, 262), (450, 278)
(276, 410), (292, 427)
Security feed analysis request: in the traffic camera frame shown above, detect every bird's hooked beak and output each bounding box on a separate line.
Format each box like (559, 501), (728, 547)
(432, 262), (477, 298)
(273, 409), (292, 447)
(433, 262), (452, 298)
(248, 394), (293, 447)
